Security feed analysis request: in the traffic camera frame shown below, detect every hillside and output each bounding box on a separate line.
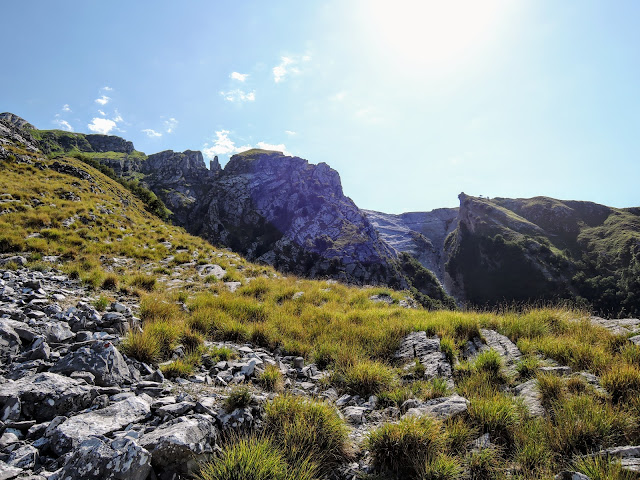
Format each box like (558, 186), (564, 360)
(13, 112), (639, 317)
(445, 193), (640, 316)
(2, 111), (640, 479)
(5, 113), (452, 310)
(367, 194), (640, 317)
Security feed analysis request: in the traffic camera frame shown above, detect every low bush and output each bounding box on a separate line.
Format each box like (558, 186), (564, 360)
(263, 396), (350, 475)
(225, 386), (253, 412)
(467, 393), (520, 445)
(119, 330), (161, 364)
(602, 364), (640, 404)
(197, 436), (317, 480)
(332, 359), (397, 397)
(366, 415), (443, 478)
(257, 364), (284, 392)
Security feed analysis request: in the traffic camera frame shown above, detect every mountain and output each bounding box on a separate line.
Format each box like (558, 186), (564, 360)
(367, 192), (640, 316)
(4, 111), (640, 480)
(0, 113), (453, 309)
(4, 112), (638, 316)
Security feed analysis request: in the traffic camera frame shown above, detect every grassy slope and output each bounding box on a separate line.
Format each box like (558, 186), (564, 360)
(3, 150), (640, 478)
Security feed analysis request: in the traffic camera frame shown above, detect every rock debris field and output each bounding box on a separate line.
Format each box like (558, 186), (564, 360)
(1, 264), (640, 479)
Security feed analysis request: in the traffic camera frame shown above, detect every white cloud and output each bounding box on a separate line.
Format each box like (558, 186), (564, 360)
(202, 130), (239, 158)
(256, 141), (290, 155)
(95, 95), (110, 106)
(62, 104), (71, 112)
(88, 117), (117, 134)
(329, 91), (347, 102)
(54, 118), (73, 131)
(142, 129), (162, 138)
(220, 89), (256, 102)
(164, 117), (178, 133)
(113, 113), (123, 123)
(202, 130), (290, 160)
(284, 130), (297, 136)
(230, 72), (248, 82)
(273, 56), (296, 83)
(102, 86), (113, 91)
(98, 110), (106, 116)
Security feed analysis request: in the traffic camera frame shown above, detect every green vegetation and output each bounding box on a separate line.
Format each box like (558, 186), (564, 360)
(71, 152), (171, 221)
(197, 436), (317, 480)
(225, 386), (253, 412)
(263, 396), (350, 475)
(4, 142), (640, 479)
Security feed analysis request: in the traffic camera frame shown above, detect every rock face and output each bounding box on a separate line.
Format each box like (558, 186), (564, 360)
(48, 396), (151, 455)
(51, 437), (152, 480)
(141, 149), (218, 227)
(0, 373), (96, 422)
(194, 149), (400, 285)
(364, 208), (458, 287)
(50, 340), (134, 387)
(443, 193), (640, 315)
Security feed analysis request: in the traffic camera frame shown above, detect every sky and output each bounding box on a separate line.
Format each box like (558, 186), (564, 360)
(2, 0), (639, 213)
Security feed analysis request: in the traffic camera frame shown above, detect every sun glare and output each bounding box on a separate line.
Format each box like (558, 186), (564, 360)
(361, 0), (511, 75)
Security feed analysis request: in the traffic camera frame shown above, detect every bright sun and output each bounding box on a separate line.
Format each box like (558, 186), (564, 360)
(360, 0), (512, 75)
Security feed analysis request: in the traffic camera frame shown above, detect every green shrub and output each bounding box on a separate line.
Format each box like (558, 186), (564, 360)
(547, 394), (622, 456)
(197, 436), (317, 480)
(444, 417), (477, 455)
(602, 364), (640, 404)
(439, 336), (456, 365)
(161, 358), (195, 378)
(573, 455), (637, 480)
(102, 274), (118, 290)
(209, 345), (236, 361)
(144, 320), (182, 359)
(129, 274), (157, 292)
(333, 359), (397, 397)
(422, 454), (463, 480)
(466, 447), (502, 480)
(515, 356), (540, 380)
(473, 349), (503, 379)
(93, 295), (109, 312)
(263, 396), (349, 475)
(537, 372), (565, 407)
(119, 330), (161, 364)
(258, 364), (284, 392)
(467, 394), (520, 445)
(225, 386), (252, 412)
(367, 416), (443, 478)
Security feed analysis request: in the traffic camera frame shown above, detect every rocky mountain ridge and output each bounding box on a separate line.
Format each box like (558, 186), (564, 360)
(3, 112), (639, 315)
(1, 112), (451, 308)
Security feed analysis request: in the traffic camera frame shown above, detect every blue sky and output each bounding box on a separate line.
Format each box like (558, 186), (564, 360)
(2, 1), (639, 213)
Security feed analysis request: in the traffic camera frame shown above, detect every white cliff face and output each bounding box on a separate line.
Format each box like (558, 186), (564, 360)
(364, 208), (458, 287)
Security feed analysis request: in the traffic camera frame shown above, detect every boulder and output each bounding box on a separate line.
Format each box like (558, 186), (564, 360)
(48, 396), (151, 455)
(139, 414), (217, 473)
(6, 444), (38, 469)
(0, 460), (22, 480)
(479, 329), (522, 367)
(342, 406), (367, 425)
(50, 341), (133, 387)
(514, 379), (545, 417)
(403, 395), (469, 420)
(51, 436), (151, 480)
(0, 373), (96, 422)
(0, 320), (21, 364)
